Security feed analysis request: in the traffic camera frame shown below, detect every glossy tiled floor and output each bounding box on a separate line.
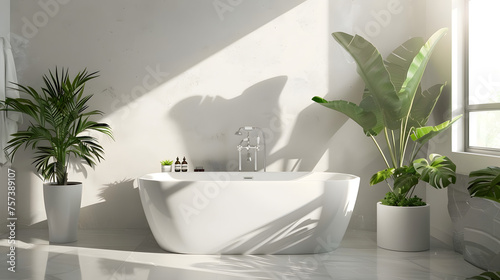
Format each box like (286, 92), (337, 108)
(0, 229), (485, 279)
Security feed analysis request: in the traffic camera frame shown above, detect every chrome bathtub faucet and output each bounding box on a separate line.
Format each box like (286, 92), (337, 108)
(235, 126), (266, 172)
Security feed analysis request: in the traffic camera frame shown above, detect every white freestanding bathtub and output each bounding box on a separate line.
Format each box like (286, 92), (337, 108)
(137, 172), (359, 254)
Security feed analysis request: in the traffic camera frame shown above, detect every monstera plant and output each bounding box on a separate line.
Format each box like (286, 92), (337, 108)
(313, 28), (460, 207)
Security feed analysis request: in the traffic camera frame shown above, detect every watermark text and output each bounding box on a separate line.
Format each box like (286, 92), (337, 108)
(6, 168), (17, 273)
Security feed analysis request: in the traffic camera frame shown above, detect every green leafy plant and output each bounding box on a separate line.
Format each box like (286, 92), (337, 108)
(161, 160), (173, 166)
(467, 271), (500, 280)
(468, 166), (500, 203)
(313, 28), (460, 206)
(1, 68), (113, 185)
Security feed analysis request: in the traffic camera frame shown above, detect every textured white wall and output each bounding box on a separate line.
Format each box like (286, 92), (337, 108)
(0, 0), (8, 37)
(425, 0), (459, 247)
(8, 0), (439, 231)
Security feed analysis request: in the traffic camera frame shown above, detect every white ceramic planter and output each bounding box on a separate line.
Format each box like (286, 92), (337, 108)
(377, 202), (430, 251)
(43, 182), (82, 243)
(161, 165), (172, 172)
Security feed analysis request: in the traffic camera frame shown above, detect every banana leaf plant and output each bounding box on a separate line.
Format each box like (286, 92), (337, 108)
(313, 28), (461, 206)
(468, 166), (500, 203)
(0, 68), (113, 185)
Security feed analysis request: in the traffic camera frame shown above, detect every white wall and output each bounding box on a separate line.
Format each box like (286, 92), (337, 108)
(0, 0), (10, 235)
(8, 0), (440, 231)
(0, 0), (8, 36)
(424, 0), (455, 247)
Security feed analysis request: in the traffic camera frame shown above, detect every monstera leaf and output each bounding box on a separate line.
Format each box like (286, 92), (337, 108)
(370, 168), (395, 186)
(413, 154), (457, 189)
(468, 166), (500, 203)
(393, 166), (420, 194)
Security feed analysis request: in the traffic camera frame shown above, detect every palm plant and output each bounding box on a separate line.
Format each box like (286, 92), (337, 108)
(1, 68), (113, 185)
(313, 28), (460, 206)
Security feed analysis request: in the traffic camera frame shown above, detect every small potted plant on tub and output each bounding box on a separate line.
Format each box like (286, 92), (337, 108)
(161, 160), (173, 172)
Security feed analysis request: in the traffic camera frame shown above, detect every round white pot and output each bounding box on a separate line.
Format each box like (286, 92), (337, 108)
(377, 202), (430, 251)
(43, 182), (82, 243)
(161, 165), (172, 172)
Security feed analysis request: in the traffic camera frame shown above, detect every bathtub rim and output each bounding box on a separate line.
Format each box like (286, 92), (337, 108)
(137, 171), (360, 183)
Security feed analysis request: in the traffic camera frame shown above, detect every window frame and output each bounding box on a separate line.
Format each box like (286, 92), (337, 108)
(463, 0), (500, 155)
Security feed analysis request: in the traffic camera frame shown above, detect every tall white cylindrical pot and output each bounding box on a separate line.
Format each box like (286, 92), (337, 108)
(377, 202), (430, 251)
(43, 182), (82, 243)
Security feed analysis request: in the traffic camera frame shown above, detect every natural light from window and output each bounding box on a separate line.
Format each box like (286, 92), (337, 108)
(467, 0), (500, 151)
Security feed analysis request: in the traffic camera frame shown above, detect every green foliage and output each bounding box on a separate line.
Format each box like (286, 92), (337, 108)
(312, 97), (378, 136)
(468, 166), (500, 203)
(313, 28), (460, 206)
(467, 271), (500, 280)
(413, 154), (457, 189)
(1, 68), (113, 185)
(370, 168), (395, 186)
(380, 191), (425, 207)
(411, 115), (461, 145)
(161, 160), (173, 166)
(370, 154), (456, 206)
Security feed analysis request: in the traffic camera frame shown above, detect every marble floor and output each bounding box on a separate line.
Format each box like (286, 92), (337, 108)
(0, 229), (485, 280)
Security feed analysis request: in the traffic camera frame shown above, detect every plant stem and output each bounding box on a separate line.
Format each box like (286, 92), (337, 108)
(391, 130), (399, 167)
(411, 141), (426, 162)
(399, 122), (405, 168)
(407, 182), (416, 199)
(384, 128), (397, 168)
(385, 179), (394, 192)
(400, 128), (412, 166)
(370, 135), (391, 169)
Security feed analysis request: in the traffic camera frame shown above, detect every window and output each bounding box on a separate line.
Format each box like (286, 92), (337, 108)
(465, 0), (500, 154)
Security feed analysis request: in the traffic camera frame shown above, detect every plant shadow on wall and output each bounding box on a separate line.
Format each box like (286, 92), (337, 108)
(169, 76), (286, 171)
(266, 101), (345, 172)
(169, 76), (345, 171)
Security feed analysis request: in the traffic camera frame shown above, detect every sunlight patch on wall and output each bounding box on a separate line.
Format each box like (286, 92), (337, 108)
(102, 0), (330, 173)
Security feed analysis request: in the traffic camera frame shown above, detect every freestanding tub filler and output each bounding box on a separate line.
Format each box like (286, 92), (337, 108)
(137, 172), (360, 254)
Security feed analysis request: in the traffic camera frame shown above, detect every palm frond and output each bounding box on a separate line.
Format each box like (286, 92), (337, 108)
(2, 68), (112, 185)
